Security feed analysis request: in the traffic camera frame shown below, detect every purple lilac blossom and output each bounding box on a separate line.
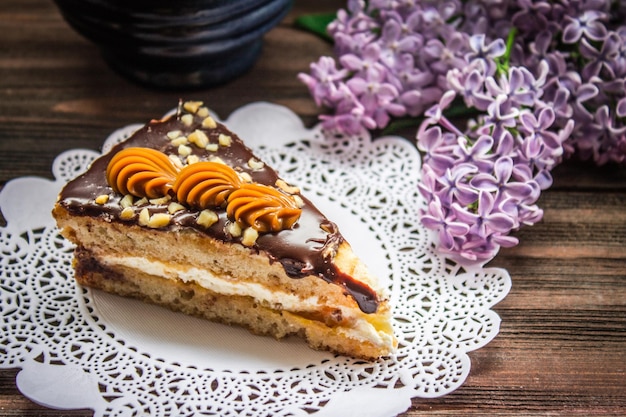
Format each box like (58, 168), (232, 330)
(416, 41), (570, 263)
(462, 0), (626, 165)
(300, 0), (626, 264)
(298, 0), (470, 135)
(299, 0), (626, 164)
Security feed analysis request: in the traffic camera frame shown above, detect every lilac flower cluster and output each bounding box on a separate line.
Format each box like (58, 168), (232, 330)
(461, 0), (626, 165)
(417, 38), (574, 263)
(299, 0), (626, 264)
(298, 0), (470, 135)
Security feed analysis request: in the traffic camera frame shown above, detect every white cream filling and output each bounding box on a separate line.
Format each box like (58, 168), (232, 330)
(103, 255), (318, 312)
(100, 255), (390, 346)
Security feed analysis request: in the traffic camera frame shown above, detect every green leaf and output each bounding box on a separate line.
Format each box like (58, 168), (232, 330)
(382, 117), (424, 135)
(496, 27), (518, 75)
(294, 13), (337, 43)
(382, 100), (482, 136)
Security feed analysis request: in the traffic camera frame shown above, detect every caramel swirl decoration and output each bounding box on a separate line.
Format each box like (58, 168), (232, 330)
(173, 161), (242, 209)
(228, 183), (302, 233)
(106, 148), (178, 199)
(106, 147), (302, 232)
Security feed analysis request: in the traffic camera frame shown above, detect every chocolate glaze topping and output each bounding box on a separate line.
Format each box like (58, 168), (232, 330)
(58, 108), (380, 314)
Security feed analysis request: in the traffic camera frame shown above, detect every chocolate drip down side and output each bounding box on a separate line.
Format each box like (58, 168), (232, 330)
(57, 111), (380, 314)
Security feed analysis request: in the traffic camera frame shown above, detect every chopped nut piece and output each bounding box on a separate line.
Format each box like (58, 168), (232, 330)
(226, 221), (242, 237)
(202, 116), (217, 129)
(320, 222), (335, 234)
(241, 227), (259, 247)
(95, 194), (109, 205)
(181, 113), (194, 126)
(187, 154), (200, 165)
(205, 143), (219, 152)
(138, 208), (150, 226)
(210, 156), (226, 165)
(293, 195), (304, 208)
(120, 207), (135, 220)
(197, 107), (210, 118)
(247, 158), (264, 170)
(120, 194), (134, 209)
(218, 133), (232, 147)
(276, 179), (300, 194)
(149, 195), (171, 205)
(197, 209), (219, 228)
(148, 213), (171, 228)
(183, 101), (203, 114)
(167, 130), (182, 140)
(178, 144), (192, 157)
(168, 154), (184, 170)
(135, 197), (149, 206)
(238, 172), (253, 183)
(188, 129), (209, 148)
(171, 136), (188, 146)
(167, 202), (185, 214)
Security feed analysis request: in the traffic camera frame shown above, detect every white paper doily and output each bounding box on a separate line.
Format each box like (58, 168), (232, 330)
(0, 102), (511, 417)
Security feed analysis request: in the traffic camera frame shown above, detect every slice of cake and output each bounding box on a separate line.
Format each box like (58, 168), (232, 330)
(53, 100), (396, 359)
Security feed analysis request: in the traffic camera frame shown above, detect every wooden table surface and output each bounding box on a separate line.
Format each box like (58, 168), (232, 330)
(1, 0), (625, 416)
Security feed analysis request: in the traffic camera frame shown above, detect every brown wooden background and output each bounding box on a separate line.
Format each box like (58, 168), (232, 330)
(1, 0), (625, 415)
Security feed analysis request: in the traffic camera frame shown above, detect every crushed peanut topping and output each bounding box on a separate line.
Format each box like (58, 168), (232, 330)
(293, 195), (304, 208)
(168, 154), (184, 170)
(183, 101), (203, 114)
(95, 194), (109, 205)
(149, 195), (171, 205)
(138, 208), (150, 226)
(171, 136), (188, 146)
(181, 113), (194, 126)
(206, 143), (219, 152)
(202, 116), (217, 129)
(247, 158), (264, 170)
(210, 156), (226, 165)
(167, 202), (185, 214)
(120, 207), (135, 220)
(320, 222), (335, 234)
(238, 172), (253, 183)
(148, 213), (171, 228)
(178, 144), (192, 157)
(187, 154), (200, 165)
(120, 194), (134, 209)
(188, 129), (209, 148)
(197, 107), (210, 118)
(218, 133), (232, 147)
(275, 179), (300, 194)
(167, 130), (182, 140)
(226, 221), (242, 237)
(241, 227), (259, 247)
(197, 209), (218, 228)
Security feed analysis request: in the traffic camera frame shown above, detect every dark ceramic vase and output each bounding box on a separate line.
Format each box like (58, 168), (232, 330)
(53, 0), (293, 89)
